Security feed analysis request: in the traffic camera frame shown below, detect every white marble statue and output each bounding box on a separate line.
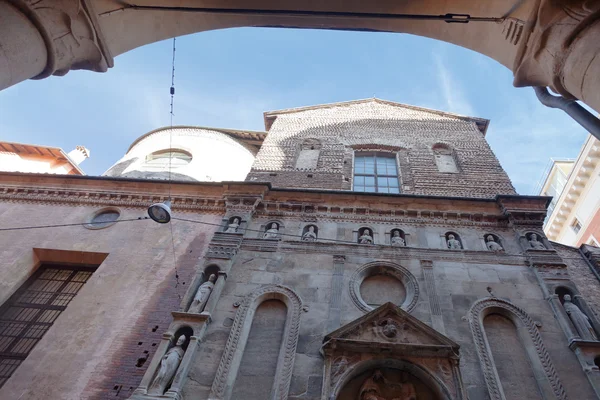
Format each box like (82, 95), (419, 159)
(148, 335), (187, 395)
(391, 231), (405, 247)
(447, 234), (462, 250)
(188, 274), (216, 314)
(486, 235), (503, 251)
(564, 295), (598, 341)
(528, 233), (546, 250)
(263, 223), (280, 239)
(302, 226), (317, 241)
(359, 229), (374, 244)
(224, 218), (240, 233)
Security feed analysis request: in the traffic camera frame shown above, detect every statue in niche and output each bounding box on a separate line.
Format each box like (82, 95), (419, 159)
(302, 226), (317, 241)
(447, 234), (462, 250)
(263, 223), (280, 239)
(358, 370), (418, 400)
(188, 274), (216, 314)
(528, 233), (546, 250)
(486, 235), (503, 251)
(148, 334), (187, 395)
(359, 229), (374, 244)
(391, 231), (405, 247)
(224, 218), (240, 233)
(564, 294), (598, 341)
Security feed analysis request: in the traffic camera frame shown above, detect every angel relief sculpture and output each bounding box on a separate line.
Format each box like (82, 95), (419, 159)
(358, 370), (417, 400)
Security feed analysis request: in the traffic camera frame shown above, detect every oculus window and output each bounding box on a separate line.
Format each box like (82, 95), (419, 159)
(353, 153), (400, 193)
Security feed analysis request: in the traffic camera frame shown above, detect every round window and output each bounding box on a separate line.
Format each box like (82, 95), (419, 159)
(87, 209), (120, 229)
(350, 261), (419, 313)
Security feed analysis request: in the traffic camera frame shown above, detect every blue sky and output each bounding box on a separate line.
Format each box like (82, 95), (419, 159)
(0, 28), (589, 194)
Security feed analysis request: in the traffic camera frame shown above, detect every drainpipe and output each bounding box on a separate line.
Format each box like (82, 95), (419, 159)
(534, 87), (600, 141)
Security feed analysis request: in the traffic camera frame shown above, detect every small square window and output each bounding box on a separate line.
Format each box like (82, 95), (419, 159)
(571, 219), (582, 234)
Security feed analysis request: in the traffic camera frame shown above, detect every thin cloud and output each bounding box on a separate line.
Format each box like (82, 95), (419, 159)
(433, 53), (475, 116)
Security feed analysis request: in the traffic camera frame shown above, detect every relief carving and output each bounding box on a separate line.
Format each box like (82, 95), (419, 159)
(263, 223), (280, 239)
(359, 369), (417, 400)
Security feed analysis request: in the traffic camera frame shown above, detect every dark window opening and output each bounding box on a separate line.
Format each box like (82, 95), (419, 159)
(0, 264), (95, 387)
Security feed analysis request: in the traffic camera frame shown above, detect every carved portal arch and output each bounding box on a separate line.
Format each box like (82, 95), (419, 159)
(209, 284), (303, 400)
(468, 297), (567, 400)
(349, 261), (419, 313)
(332, 358), (453, 400)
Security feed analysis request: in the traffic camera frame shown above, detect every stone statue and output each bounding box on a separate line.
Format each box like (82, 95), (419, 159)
(302, 226), (317, 241)
(391, 231), (405, 247)
(188, 274), (216, 314)
(528, 233), (546, 250)
(224, 218), (240, 233)
(564, 295), (598, 341)
(148, 335), (187, 395)
(447, 234), (462, 250)
(263, 223), (280, 239)
(486, 235), (503, 251)
(359, 370), (386, 400)
(359, 229), (374, 244)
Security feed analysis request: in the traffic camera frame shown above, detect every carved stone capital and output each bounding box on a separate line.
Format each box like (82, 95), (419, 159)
(513, 0), (600, 110)
(11, 0), (113, 79)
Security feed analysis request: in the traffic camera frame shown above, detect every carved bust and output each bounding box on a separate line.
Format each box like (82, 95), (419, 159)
(263, 223), (280, 239)
(528, 233), (546, 250)
(224, 218), (240, 233)
(391, 231), (405, 247)
(302, 225), (317, 241)
(148, 334), (187, 395)
(188, 274), (216, 314)
(359, 229), (374, 244)
(486, 235), (503, 251)
(564, 295), (598, 341)
(447, 234), (462, 250)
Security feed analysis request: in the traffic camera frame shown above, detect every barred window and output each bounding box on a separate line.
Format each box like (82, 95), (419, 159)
(0, 265), (95, 387)
(353, 153), (400, 193)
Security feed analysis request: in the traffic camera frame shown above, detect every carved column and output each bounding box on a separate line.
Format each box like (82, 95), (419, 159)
(0, 0), (113, 91)
(421, 260), (445, 334)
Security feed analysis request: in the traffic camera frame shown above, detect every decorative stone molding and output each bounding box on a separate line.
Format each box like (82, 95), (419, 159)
(16, 0), (113, 78)
(468, 297), (567, 400)
(206, 232), (243, 260)
(0, 185), (225, 212)
(349, 261), (419, 313)
(322, 303), (465, 400)
(209, 284), (303, 400)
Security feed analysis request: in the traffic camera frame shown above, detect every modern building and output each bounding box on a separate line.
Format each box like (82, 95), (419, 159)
(0, 99), (599, 400)
(0, 141), (89, 175)
(539, 135), (600, 247)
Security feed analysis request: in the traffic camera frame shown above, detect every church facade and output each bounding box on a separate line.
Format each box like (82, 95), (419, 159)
(0, 99), (600, 400)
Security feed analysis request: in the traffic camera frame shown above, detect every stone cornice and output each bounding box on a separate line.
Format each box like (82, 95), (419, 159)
(0, 184), (225, 213)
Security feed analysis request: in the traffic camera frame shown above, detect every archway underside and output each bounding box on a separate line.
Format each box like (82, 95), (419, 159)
(1, 0), (599, 113)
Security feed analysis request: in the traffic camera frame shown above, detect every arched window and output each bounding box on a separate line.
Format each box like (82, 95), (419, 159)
(432, 143), (458, 173)
(144, 149), (192, 169)
(353, 152), (400, 193)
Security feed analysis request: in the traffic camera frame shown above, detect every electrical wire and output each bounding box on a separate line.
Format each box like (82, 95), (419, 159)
(0, 217), (150, 232)
(173, 216), (383, 246)
(168, 37), (181, 300)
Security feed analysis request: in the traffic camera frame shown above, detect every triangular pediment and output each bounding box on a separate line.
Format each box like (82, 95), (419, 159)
(323, 303), (459, 356)
(263, 98), (488, 134)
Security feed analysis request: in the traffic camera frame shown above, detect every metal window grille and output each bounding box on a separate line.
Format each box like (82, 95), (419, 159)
(0, 265), (95, 387)
(353, 153), (400, 193)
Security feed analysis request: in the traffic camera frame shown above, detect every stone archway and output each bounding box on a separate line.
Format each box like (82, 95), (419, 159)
(335, 360), (450, 400)
(1, 0), (600, 113)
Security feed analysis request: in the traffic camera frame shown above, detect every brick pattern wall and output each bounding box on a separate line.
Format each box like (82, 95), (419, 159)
(83, 234), (208, 400)
(247, 100), (516, 198)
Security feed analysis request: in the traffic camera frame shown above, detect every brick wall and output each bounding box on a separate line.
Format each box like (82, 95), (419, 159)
(247, 99), (516, 198)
